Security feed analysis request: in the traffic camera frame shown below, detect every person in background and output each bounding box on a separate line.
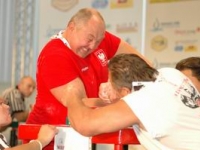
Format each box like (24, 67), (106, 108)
(175, 56), (200, 92)
(66, 54), (200, 150)
(26, 8), (150, 150)
(2, 76), (35, 123)
(0, 97), (58, 150)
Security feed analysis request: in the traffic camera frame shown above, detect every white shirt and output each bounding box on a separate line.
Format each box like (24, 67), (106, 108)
(123, 68), (200, 150)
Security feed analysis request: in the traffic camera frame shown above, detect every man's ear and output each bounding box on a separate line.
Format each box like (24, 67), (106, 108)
(68, 21), (76, 31)
(120, 87), (131, 97)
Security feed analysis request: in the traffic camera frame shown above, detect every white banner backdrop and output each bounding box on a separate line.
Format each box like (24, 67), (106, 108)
(144, 0), (200, 69)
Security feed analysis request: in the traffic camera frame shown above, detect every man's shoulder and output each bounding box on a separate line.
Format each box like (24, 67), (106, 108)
(38, 39), (74, 66)
(157, 68), (185, 82)
(45, 38), (64, 47)
(158, 67), (179, 74)
(40, 39), (69, 56)
(2, 87), (15, 94)
(2, 88), (20, 97)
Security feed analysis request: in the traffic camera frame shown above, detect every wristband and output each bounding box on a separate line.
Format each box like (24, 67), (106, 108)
(30, 140), (42, 150)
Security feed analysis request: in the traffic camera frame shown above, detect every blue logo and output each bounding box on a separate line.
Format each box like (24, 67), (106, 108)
(92, 0), (108, 9)
(174, 45), (184, 52)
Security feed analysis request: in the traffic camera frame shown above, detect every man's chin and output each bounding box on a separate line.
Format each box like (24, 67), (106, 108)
(77, 53), (88, 58)
(76, 50), (91, 58)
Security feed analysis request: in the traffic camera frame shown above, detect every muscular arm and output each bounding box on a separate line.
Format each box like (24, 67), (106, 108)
(66, 78), (140, 136)
(116, 40), (152, 66)
(50, 77), (87, 107)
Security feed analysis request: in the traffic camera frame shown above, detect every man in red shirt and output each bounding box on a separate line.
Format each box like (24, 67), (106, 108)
(26, 8), (149, 149)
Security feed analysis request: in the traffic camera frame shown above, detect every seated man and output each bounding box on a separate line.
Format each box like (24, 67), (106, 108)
(1, 76), (35, 144)
(67, 54), (200, 150)
(175, 56), (200, 101)
(2, 76), (35, 123)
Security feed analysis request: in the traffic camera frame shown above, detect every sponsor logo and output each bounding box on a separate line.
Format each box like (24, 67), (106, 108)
(152, 58), (177, 68)
(116, 22), (138, 33)
(174, 39), (198, 52)
(184, 45), (198, 52)
(175, 27), (200, 35)
(151, 35), (167, 51)
(91, 0), (108, 9)
(174, 45), (184, 52)
(110, 0), (133, 9)
(56, 138), (65, 150)
(174, 45), (198, 52)
(151, 18), (180, 32)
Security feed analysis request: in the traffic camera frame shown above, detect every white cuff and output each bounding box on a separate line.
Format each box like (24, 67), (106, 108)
(29, 140), (42, 150)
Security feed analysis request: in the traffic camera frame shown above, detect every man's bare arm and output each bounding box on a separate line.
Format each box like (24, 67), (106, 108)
(116, 40), (152, 66)
(65, 79), (139, 136)
(50, 78), (87, 107)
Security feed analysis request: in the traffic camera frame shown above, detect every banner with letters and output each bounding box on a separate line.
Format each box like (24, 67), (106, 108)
(144, 0), (200, 68)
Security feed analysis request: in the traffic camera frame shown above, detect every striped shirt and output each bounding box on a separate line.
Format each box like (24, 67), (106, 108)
(0, 133), (9, 149)
(2, 88), (26, 116)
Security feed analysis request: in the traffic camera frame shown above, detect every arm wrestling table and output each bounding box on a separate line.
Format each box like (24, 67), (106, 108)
(18, 124), (140, 150)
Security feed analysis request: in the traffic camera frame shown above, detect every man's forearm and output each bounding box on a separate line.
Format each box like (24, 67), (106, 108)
(68, 95), (94, 136)
(13, 111), (29, 122)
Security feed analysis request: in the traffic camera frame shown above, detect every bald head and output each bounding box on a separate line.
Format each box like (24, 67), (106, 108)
(68, 8), (105, 28)
(63, 8), (106, 58)
(18, 76), (35, 97)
